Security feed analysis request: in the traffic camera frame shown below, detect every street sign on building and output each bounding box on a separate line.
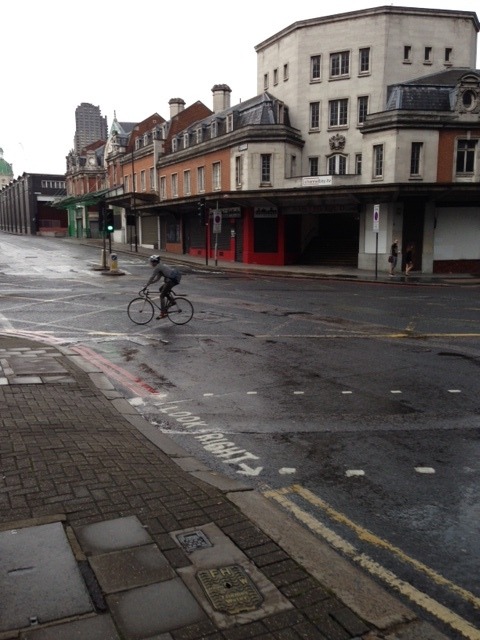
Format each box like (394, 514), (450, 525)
(373, 204), (380, 231)
(213, 210), (222, 234)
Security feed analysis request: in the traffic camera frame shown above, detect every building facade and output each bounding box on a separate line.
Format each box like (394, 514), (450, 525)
(0, 173), (66, 235)
(74, 103), (108, 154)
(52, 6), (480, 273)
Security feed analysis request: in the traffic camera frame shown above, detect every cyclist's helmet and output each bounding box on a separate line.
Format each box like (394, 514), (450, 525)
(149, 255), (160, 265)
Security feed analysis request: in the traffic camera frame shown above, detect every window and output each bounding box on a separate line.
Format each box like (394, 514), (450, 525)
(124, 175), (130, 192)
(328, 155), (347, 175)
(310, 55), (321, 81)
(357, 96), (368, 124)
(171, 173), (178, 197)
(359, 48), (370, 74)
(235, 156), (242, 186)
(373, 144), (384, 178)
(140, 170), (146, 191)
(403, 45), (411, 62)
(149, 168), (155, 191)
(197, 166), (205, 192)
(309, 157), (319, 176)
(212, 162), (221, 190)
(462, 90), (477, 111)
(424, 46), (432, 63)
(310, 102), (320, 129)
(410, 142), (423, 176)
(183, 133), (189, 148)
(264, 73), (269, 90)
(329, 99), (348, 127)
(330, 51), (350, 78)
(196, 128), (203, 143)
(172, 138), (178, 152)
(160, 176), (166, 199)
(283, 63), (289, 81)
(211, 121), (217, 138)
(184, 170), (191, 195)
(226, 113), (233, 132)
(456, 139), (477, 173)
(273, 68), (279, 85)
(291, 155), (297, 177)
(355, 153), (362, 175)
(261, 154), (272, 184)
(445, 47), (452, 64)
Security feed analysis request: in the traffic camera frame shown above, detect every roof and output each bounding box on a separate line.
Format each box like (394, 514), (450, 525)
(386, 68), (480, 111)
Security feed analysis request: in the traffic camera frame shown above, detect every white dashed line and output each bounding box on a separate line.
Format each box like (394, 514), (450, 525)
(390, 390), (402, 394)
(345, 469), (365, 477)
(293, 391), (304, 395)
(342, 391), (353, 395)
(203, 393), (214, 397)
(279, 468), (296, 475)
(247, 391), (257, 395)
(415, 467), (436, 474)
(448, 389), (462, 393)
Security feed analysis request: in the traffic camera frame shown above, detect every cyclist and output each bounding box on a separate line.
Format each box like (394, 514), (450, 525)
(143, 255), (182, 319)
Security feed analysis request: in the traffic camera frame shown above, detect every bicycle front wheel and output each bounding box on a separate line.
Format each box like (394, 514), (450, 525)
(167, 297), (194, 325)
(127, 297), (155, 325)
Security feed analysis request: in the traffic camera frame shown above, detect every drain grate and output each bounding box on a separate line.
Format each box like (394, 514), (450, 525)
(176, 530), (213, 554)
(196, 565), (263, 614)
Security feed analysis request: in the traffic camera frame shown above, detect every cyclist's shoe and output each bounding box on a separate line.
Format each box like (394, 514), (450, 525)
(157, 312), (168, 319)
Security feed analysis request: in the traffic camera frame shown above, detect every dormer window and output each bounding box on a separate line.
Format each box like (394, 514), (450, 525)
(184, 132), (189, 148)
(226, 113), (233, 133)
(462, 90), (477, 111)
(211, 120), (217, 138)
(196, 127), (203, 143)
(172, 138), (178, 152)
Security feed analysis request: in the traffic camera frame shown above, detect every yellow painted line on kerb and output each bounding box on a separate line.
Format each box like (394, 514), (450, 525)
(263, 485), (480, 640)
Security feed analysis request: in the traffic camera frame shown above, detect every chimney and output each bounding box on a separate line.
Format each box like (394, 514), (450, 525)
(169, 98), (186, 118)
(211, 84), (232, 113)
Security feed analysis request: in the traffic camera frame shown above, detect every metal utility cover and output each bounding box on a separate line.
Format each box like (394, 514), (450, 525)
(0, 522), (93, 632)
(196, 565), (263, 614)
(176, 530), (213, 554)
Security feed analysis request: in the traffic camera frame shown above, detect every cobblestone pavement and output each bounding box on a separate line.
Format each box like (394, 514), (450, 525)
(0, 334), (449, 640)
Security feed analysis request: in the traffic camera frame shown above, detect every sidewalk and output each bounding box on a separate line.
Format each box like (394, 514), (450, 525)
(0, 334), (451, 639)
(76, 237), (480, 287)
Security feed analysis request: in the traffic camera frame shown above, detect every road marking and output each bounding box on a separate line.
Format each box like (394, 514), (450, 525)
(415, 467), (436, 474)
(448, 389), (462, 393)
(264, 485), (480, 639)
(341, 390), (353, 394)
(279, 468), (296, 475)
(390, 390), (402, 394)
(247, 391), (257, 395)
(345, 469), (365, 477)
(293, 391), (304, 395)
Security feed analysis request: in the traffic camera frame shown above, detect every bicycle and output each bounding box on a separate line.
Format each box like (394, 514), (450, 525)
(127, 288), (194, 325)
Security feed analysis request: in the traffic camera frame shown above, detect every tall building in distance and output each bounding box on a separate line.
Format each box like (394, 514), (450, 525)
(74, 103), (108, 153)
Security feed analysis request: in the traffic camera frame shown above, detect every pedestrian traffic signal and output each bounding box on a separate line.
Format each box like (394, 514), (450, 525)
(106, 210), (115, 233)
(198, 198), (207, 225)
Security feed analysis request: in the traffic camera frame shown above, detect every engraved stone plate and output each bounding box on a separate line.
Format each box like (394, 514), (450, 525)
(196, 565), (263, 614)
(176, 530), (212, 554)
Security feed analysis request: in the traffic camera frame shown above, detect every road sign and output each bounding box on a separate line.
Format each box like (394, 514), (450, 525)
(373, 204), (380, 231)
(213, 210), (222, 234)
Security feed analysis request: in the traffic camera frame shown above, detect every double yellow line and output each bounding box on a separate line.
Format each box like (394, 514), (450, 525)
(263, 484), (480, 640)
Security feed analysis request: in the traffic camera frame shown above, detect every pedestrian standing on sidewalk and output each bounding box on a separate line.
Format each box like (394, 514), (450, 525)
(144, 255), (182, 319)
(389, 239), (399, 276)
(404, 244), (414, 275)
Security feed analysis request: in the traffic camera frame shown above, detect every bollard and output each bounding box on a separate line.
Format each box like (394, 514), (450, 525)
(110, 253), (118, 271)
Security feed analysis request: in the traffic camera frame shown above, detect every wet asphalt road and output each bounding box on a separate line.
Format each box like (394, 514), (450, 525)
(1, 233), (479, 637)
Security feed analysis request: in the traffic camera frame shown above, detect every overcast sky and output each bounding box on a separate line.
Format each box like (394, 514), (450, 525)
(1, 0), (479, 177)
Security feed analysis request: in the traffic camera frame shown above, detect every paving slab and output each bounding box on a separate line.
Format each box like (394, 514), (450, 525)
(75, 516), (152, 555)
(0, 522), (93, 633)
(20, 614), (120, 639)
(89, 544), (176, 593)
(106, 578), (206, 639)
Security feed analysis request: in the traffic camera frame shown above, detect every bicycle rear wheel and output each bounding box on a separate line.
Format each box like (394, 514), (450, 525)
(127, 297), (155, 324)
(167, 297), (194, 325)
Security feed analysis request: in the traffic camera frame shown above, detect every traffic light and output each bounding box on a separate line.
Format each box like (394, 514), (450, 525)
(106, 209), (115, 234)
(198, 198), (207, 225)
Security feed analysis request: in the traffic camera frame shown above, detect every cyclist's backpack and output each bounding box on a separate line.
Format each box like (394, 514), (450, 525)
(169, 267), (182, 284)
